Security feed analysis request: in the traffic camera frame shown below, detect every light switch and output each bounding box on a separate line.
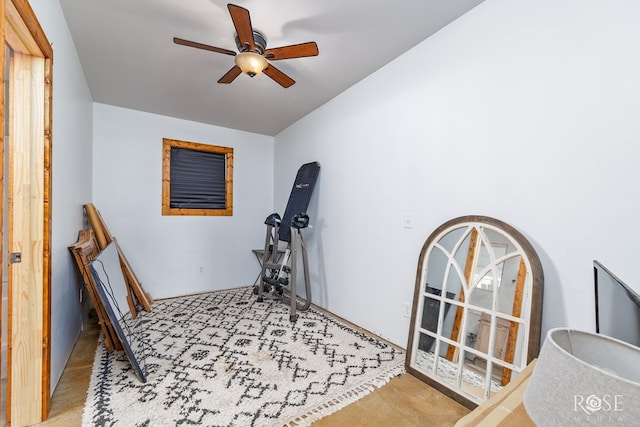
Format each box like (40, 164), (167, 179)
(403, 213), (413, 229)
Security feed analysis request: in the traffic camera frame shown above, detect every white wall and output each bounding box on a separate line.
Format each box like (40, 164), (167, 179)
(92, 104), (273, 299)
(274, 0), (640, 348)
(31, 0), (94, 393)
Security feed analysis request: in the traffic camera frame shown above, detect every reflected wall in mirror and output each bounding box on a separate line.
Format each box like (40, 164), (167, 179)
(406, 215), (543, 408)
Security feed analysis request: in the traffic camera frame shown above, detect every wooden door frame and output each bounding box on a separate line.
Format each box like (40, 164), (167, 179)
(1, 0), (52, 424)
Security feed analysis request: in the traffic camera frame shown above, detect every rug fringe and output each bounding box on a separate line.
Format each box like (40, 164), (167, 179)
(282, 363), (406, 427)
(81, 333), (107, 426)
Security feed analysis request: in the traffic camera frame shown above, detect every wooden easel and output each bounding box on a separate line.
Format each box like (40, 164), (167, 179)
(83, 203), (153, 318)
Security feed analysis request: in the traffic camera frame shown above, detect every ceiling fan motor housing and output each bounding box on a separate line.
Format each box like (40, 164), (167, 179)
(235, 30), (267, 54)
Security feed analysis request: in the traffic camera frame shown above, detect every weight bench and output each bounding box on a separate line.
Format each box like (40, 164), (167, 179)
(255, 161), (320, 321)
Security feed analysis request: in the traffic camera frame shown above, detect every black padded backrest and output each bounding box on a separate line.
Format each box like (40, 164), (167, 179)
(278, 162), (320, 242)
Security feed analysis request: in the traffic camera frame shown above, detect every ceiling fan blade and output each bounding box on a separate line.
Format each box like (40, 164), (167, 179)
(264, 42), (319, 61)
(173, 37), (236, 56)
(228, 4), (255, 51)
(218, 66), (242, 84)
(263, 64), (295, 88)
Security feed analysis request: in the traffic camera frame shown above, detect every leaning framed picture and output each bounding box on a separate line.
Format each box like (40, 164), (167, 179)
(89, 242), (147, 382)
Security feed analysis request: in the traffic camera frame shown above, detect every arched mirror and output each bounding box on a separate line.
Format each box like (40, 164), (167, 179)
(406, 216), (543, 408)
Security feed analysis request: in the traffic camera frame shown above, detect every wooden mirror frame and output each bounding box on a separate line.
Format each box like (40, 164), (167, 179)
(405, 215), (543, 408)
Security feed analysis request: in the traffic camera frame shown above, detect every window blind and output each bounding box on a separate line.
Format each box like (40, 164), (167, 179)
(169, 147), (227, 209)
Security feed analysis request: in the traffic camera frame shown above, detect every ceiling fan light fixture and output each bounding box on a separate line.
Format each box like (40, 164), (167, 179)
(234, 52), (268, 77)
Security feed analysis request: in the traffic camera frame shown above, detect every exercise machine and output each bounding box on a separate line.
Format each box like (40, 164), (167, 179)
(256, 161), (320, 321)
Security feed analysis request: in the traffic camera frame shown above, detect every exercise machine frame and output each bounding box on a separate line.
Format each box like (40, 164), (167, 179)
(256, 212), (311, 322)
(255, 161), (319, 321)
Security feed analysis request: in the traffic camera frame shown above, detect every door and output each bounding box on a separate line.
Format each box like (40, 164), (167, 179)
(1, 0), (53, 425)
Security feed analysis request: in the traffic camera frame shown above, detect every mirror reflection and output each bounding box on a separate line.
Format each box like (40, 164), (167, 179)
(406, 216), (543, 407)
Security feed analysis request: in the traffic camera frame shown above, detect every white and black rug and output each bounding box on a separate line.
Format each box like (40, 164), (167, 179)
(82, 287), (405, 427)
(415, 349), (502, 393)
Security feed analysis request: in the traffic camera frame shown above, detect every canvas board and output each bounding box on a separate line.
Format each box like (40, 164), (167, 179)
(90, 242), (147, 382)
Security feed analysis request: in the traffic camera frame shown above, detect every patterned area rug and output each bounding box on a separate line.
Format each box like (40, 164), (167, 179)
(416, 349), (502, 393)
(82, 287), (405, 426)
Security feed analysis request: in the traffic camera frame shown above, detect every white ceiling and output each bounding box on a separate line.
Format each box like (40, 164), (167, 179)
(59, 0), (485, 136)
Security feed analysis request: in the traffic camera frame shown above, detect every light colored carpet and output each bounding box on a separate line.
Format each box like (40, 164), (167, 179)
(82, 287), (405, 426)
(415, 349), (502, 393)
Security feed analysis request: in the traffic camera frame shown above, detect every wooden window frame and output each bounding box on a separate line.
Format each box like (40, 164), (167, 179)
(162, 138), (233, 216)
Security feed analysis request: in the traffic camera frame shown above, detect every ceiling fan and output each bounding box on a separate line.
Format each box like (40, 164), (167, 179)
(174, 3), (319, 88)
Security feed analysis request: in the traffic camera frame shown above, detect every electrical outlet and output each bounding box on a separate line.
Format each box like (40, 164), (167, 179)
(198, 266), (204, 275)
(403, 301), (411, 318)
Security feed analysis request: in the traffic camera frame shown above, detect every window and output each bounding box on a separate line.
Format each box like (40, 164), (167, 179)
(162, 138), (233, 216)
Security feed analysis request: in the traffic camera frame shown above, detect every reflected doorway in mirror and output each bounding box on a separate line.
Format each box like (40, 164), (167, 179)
(406, 215), (544, 408)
